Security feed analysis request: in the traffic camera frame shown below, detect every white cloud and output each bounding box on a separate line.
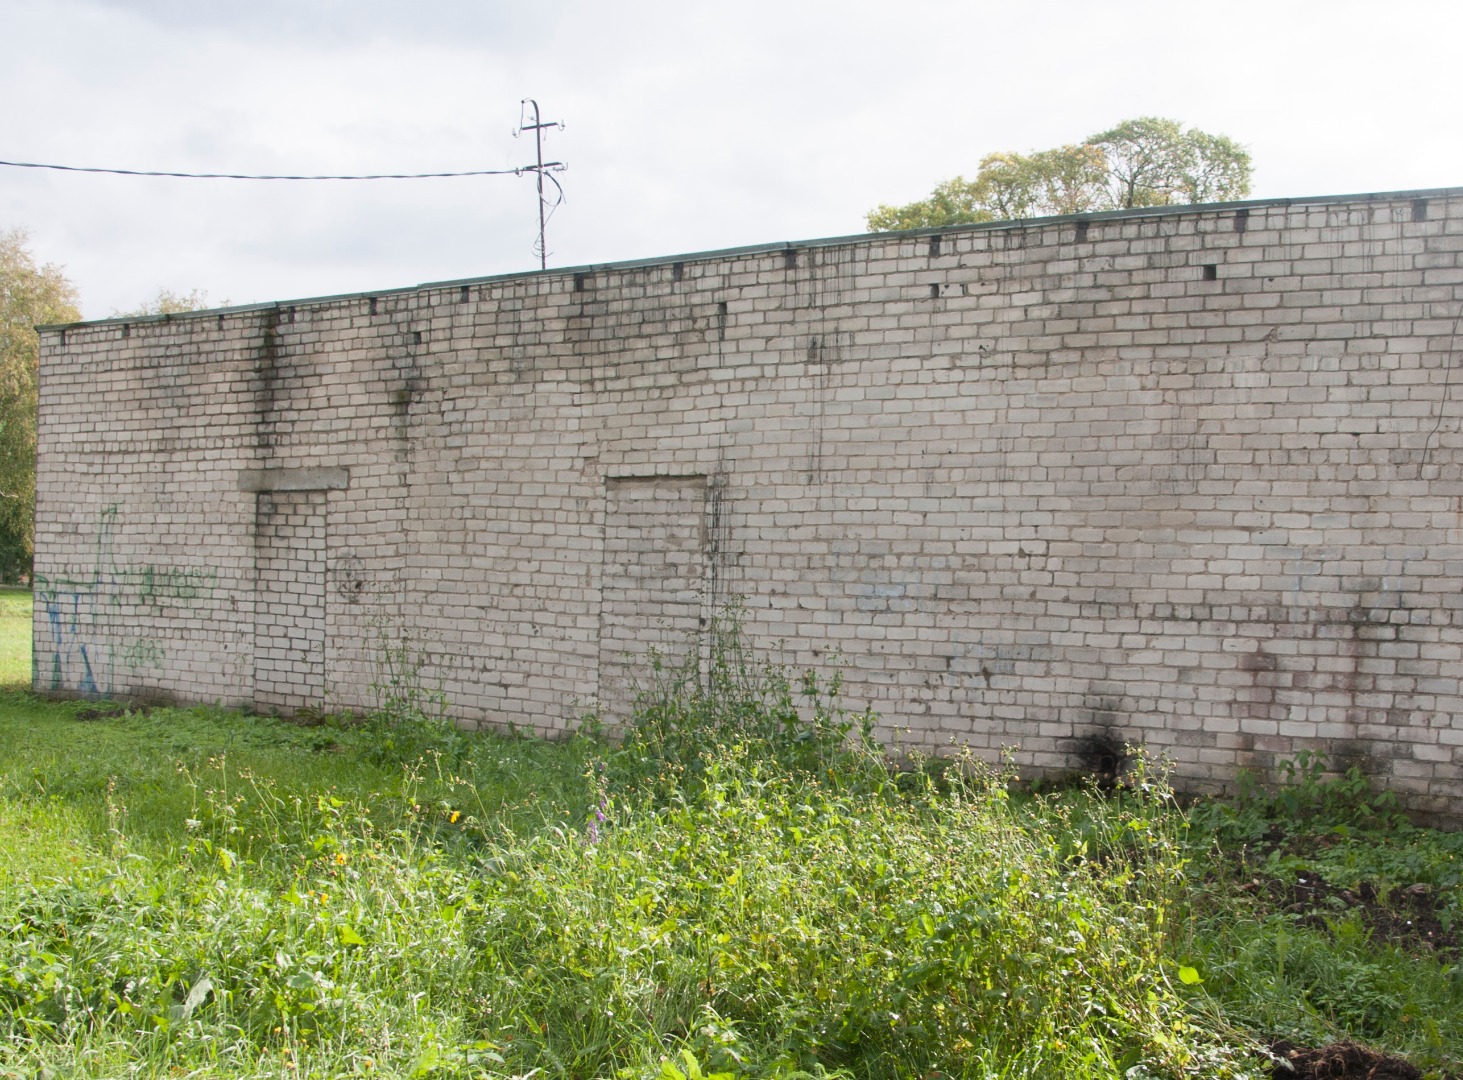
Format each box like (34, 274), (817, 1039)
(4, 0), (1462, 317)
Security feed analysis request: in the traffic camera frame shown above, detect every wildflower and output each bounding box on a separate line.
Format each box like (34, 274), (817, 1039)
(449, 810), (461, 824)
(334, 852), (348, 865)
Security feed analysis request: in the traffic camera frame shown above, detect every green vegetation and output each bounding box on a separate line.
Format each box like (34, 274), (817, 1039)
(865, 117), (1252, 232)
(0, 587), (30, 686)
(0, 231), (81, 582)
(112, 287), (225, 317)
(0, 625), (1458, 1079)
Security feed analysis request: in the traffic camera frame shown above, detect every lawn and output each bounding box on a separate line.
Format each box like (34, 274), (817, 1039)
(0, 627), (1459, 1079)
(0, 586), (30, 687)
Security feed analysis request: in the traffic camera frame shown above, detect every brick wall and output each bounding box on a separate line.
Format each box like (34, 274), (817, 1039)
(35, 188), (1463, 820)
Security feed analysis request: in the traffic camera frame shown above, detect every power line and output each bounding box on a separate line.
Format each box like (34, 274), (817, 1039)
(0, 158), (548, 181)
(4, 100), (570, 266)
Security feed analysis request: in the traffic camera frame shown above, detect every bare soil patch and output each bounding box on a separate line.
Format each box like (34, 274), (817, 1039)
(1267, 1039), (1455, 1080)
(1242, 872), (1460, 954)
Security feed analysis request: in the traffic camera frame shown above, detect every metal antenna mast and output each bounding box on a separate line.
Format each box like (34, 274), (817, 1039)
(514, 99), (565, 270)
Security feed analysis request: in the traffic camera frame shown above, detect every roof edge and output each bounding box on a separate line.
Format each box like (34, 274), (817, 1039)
(40, 184), (1463, 333)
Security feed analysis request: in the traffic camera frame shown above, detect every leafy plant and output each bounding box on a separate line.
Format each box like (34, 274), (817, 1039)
(1268, 750), (1406, 828)
(0, 679), (1460, 1079)
(609, 604), (881, 801)
(363, 614), (466, 764)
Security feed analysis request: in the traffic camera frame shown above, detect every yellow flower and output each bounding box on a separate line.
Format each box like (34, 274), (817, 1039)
(449, 810), (461, 824)
(334, 852), (348, 865)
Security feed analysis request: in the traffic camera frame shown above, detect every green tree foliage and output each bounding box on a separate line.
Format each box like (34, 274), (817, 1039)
(866, 117), (1252, 231)
(116, 287), (222, 317)
(866, 176), (995, 232)
(0, 229), (80, 581)
(1091, 117), (1252, 209)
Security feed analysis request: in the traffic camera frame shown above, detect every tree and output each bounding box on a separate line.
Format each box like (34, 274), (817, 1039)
(865, 117), (1252, 231)
(1090, 117), (1252, 209)
(866, 176), (993, 232)
(971, 144), (1109, 219)
(0, 229), (80, 581)
(116, 287), (222, 317)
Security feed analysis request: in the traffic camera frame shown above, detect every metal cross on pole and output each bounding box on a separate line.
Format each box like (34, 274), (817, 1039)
(514, 99), (566, 270)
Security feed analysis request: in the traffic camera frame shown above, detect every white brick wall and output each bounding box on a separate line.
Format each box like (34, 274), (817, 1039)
(34, 188), (1463, 821)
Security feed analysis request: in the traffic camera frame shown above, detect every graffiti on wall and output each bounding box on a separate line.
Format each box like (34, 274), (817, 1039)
(33, 505), (218, 694)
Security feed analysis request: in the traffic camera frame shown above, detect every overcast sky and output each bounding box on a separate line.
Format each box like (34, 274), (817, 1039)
(5, 0), (1462, 320)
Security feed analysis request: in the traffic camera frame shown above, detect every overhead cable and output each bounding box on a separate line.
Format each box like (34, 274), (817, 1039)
(0, 158), (560, 181)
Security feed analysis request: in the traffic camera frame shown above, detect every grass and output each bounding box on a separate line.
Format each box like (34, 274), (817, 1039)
(0, 586), (31, 687)
(0, 618), (1458, 1079)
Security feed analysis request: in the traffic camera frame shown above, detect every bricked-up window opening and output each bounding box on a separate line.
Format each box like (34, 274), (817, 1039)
(573, 272), (587, 292)
(672, 262), (684, 282)
(598, 475), (709, 724)
(929, 235), (941, 258)
(1202, 264), (1219, 281)
(459, 285), (470, 303)
(1414, 198), (1430, 222)
(784, 249), (798, 270)
(254, 490), (328, 713)
(368, 297), (378, 315)
(1234, 208), (1250, 234)
(1075, 221), (1090, 243)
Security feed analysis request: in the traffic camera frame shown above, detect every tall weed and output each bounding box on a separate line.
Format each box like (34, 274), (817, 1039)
(363, 615), (467, 764)
(609, 607), (881, 802)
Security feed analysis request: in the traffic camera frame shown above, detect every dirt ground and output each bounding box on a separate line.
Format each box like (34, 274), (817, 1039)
(1238, 833), (1460, 1079)
(1267, 1039), (1448, 1079)
(1243, 872), (1461, 955)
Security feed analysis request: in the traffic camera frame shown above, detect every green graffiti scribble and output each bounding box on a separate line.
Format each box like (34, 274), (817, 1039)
(126, 565), (218, 604)
(120, 639), (165, 672)
(36, 504), (221, 695)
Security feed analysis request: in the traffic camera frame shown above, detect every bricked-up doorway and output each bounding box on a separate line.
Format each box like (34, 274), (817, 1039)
(254, 490), (327, 713)
(598, 475), (709, 724)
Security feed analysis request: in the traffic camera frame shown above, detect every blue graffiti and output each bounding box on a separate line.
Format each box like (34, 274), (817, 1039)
(33, 505), (218, 696)
(35, 505), (119, 695)
(79, 644), (97, 695)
